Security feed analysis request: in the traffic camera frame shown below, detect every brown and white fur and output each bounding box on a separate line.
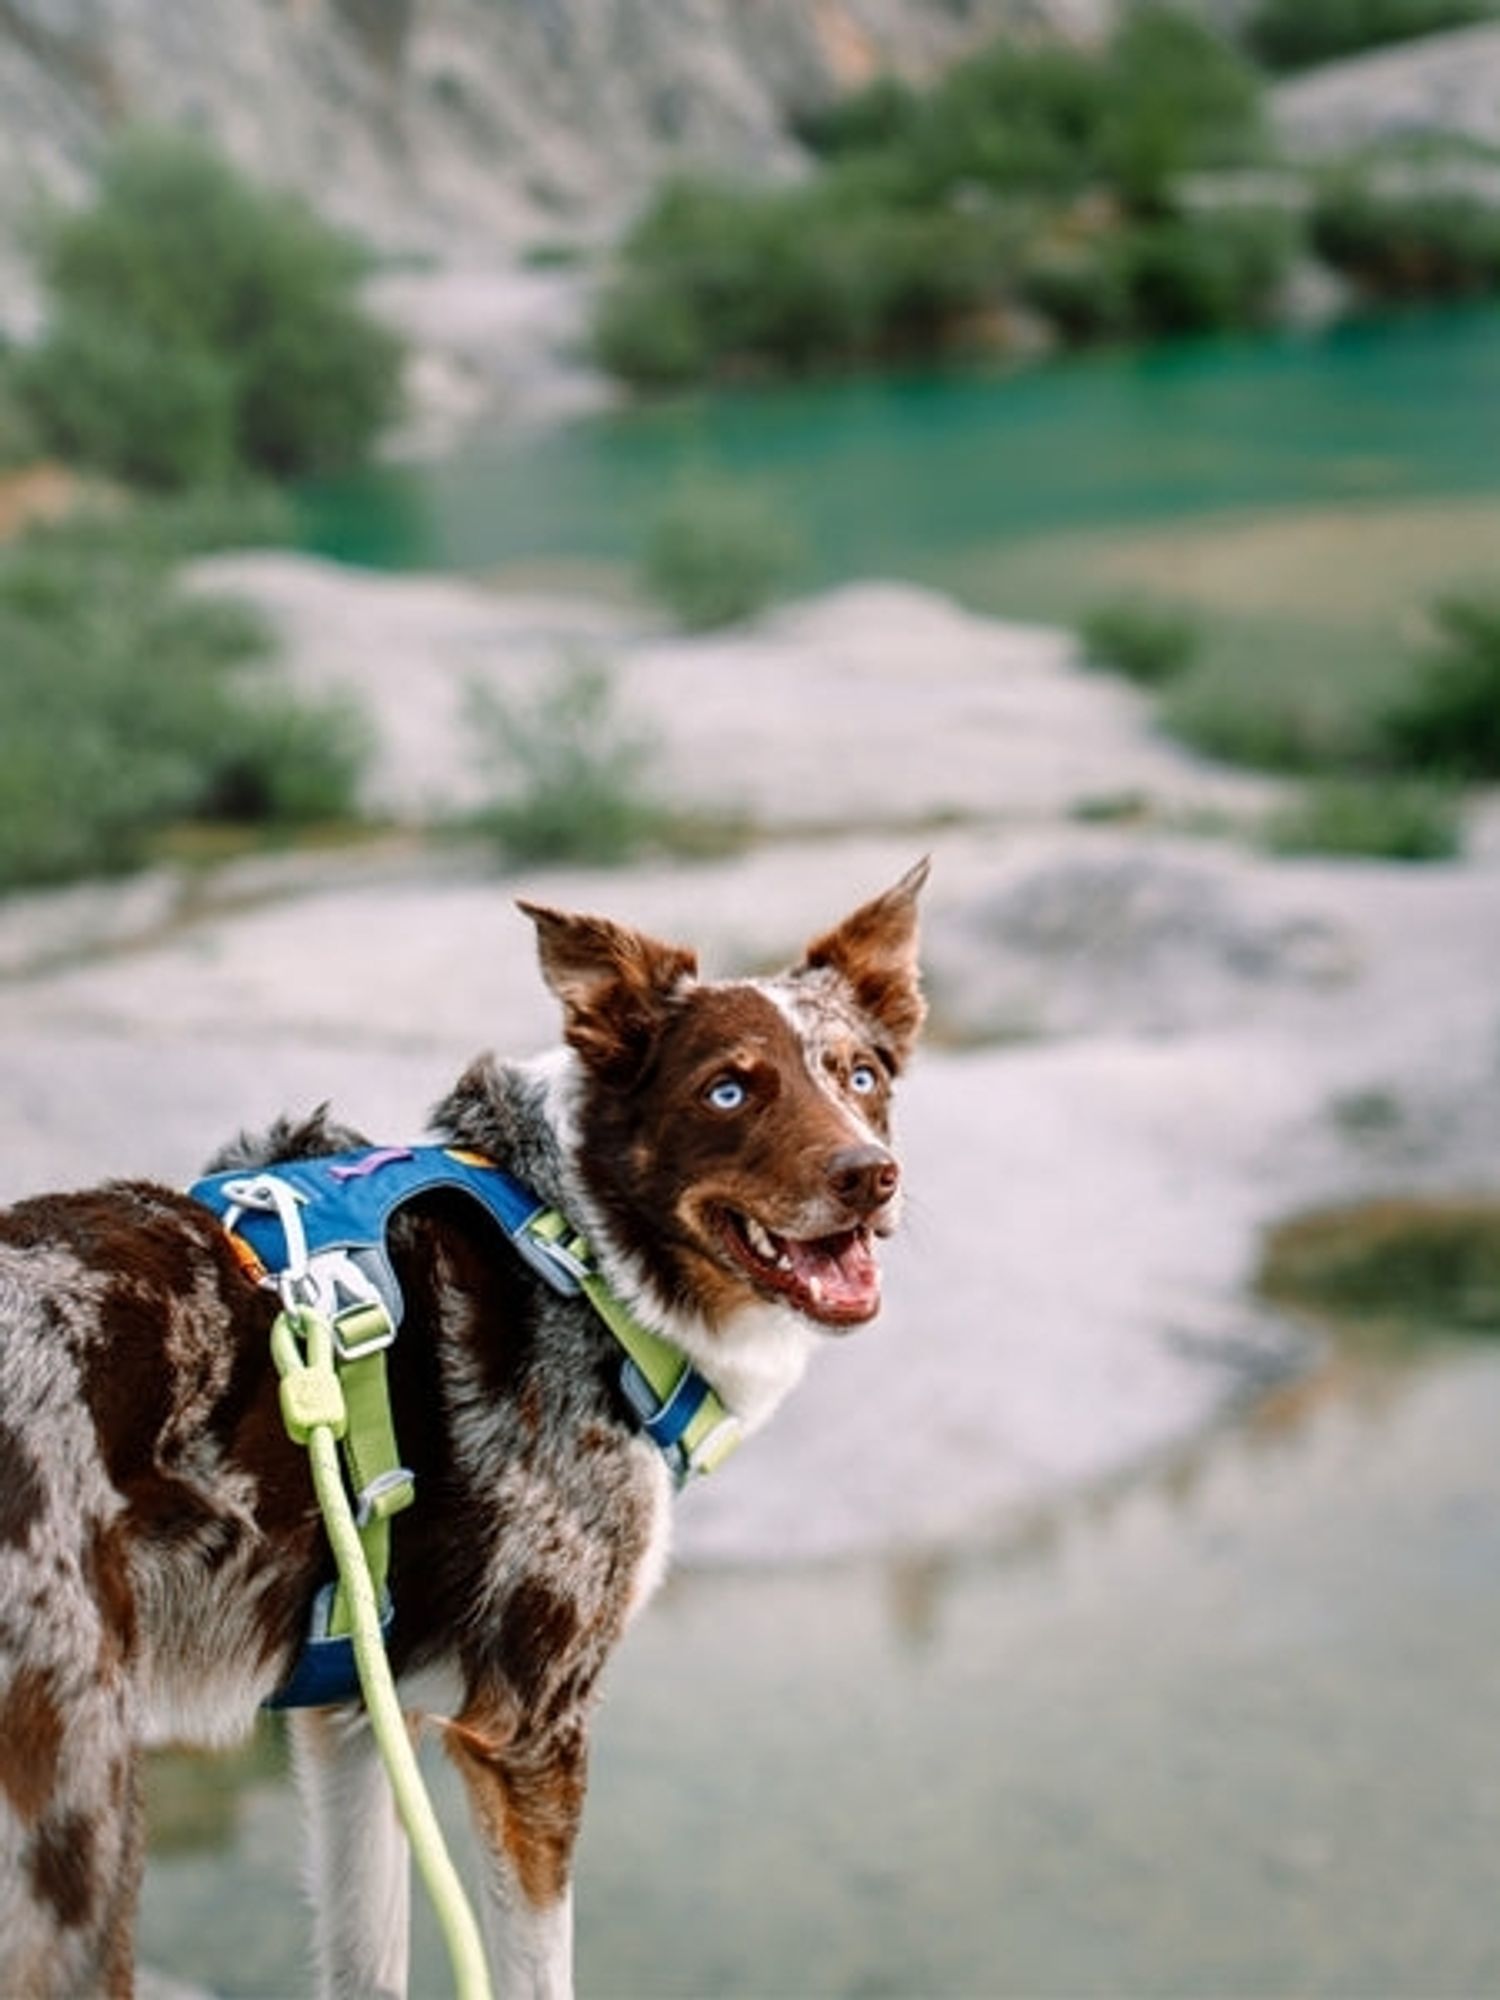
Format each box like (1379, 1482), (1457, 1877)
(0, 862), (927, 1999)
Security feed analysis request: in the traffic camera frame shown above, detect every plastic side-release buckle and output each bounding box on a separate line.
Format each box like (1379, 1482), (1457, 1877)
(683, 1412), (744, 1478)
(331, 1296), (397, 1360)
(513, 1208), (591, 1297)
(355, 1465), (416, 1527)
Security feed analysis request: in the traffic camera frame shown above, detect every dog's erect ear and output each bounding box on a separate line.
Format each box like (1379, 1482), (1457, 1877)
(799, 858), (929, 1068)
(520, 900), (698, 1084)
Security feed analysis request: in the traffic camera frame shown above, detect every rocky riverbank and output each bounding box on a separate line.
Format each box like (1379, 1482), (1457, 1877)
(3, 565), (1497, 1564)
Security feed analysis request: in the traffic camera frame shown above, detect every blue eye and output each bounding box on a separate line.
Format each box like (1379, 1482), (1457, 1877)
(707, 1076), (747, 1112)
(850, 1063), (880, 1096)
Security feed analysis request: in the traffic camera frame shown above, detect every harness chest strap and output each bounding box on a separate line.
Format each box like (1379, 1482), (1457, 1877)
(522, 1207), (743, 1479)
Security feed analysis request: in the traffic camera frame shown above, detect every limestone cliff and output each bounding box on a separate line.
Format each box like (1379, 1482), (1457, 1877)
(0, 0), (1112, 318)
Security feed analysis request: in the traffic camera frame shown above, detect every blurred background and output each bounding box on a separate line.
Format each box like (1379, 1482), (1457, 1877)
(2, 1), (1500, 1993)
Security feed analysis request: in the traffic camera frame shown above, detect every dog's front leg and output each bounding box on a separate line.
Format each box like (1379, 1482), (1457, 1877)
(289, 1706), (412, 2000)
(446, 1715), (585, 2000)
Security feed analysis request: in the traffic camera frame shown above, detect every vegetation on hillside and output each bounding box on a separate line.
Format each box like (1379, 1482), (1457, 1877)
(593, 2), (1500, 392)
(595, 9), (1283, 387)
(1244, 0), (1497, 72)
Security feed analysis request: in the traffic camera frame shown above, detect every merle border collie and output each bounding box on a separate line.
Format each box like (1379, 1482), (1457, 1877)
(0, 862), (927, 1998)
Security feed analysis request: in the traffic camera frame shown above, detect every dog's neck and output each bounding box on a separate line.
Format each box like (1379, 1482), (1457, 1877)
(435, 1050), (818, 1438)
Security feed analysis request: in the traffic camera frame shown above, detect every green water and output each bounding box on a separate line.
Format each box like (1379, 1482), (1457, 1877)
(300, 305), (1500, 584)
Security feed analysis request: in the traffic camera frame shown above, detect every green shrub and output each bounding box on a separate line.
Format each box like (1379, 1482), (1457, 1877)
(593, 173), (1007, 386)
(18, 128), (403, 488)
(1311, 179), (1500, 297)
(643, 476), (802, 630)
(1245, 0), (1492, 72)
(591, 276), (711, 391)
(793, 76), (924, 161)
(898, 40), (1114, 203)
(1165, 679), (1375, 773)
(0, 354), (44, 469)
(1102, 6), (1268, 213)
(16, 316), (236, 489)
(0, 514), (367, 890)
(1383, 590), (1500, 775)
(1020, 236), (1135, 340)
(592, 11), (1271, 387)
(1080, 597), (1201, 685)
(1260, 1196), (1500, 1333)
(1113, 207), (1300, 333)
(1262, 777), (1462, 859)
(465, 655), (664, 866)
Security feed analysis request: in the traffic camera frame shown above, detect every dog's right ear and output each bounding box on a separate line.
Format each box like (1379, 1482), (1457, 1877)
(519, 901), (698, 1085)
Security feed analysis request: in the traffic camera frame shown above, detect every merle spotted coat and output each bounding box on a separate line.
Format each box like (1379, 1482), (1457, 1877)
(0, 865), (926, 1999)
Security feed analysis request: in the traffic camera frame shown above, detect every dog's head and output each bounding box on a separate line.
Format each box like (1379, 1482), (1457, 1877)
(520, 861), (928, 1333)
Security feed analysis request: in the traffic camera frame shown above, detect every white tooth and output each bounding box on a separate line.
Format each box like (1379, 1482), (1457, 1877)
(745, 1218), (777, 1260)
(807, 1275), (824, 1306)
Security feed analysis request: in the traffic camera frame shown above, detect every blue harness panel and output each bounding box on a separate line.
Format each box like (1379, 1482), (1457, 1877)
(191, 1144), (557, 1326)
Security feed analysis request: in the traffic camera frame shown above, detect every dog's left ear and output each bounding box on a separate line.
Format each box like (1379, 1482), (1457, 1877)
(520, 900), (698, 1085)
(799, 857), (929, 1069)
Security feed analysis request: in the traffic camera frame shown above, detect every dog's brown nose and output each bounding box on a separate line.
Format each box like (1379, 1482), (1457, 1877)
(827, 1143), (900, 1215)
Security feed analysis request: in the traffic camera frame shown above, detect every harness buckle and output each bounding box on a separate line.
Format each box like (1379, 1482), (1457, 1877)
(513, 1209), (592, 1297)
(683, 1414), (744, 1478)
(355, 1465), (416, 1527)
(331, 1296), (397, 1360)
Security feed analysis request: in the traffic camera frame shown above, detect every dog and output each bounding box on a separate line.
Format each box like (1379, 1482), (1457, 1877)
(0, 861), (926, 1999)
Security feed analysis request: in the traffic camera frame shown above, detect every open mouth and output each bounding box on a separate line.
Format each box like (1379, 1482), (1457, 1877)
(715, 1207), (883, 1327)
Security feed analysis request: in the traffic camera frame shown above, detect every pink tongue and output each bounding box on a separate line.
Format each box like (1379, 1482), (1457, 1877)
(786, 1229), (881, 1314)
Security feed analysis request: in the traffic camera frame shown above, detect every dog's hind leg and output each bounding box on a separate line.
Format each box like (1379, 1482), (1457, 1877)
(446, 1715), (584, 2000)
(0, 1562), (146, 1998)
(289, 1705), (412, 2000)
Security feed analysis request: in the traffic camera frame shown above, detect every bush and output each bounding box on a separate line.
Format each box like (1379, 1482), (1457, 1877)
(1101, 6), (1268, 213)
(1165, 679), (1375, 773)
(465, 655), (664, 866)
(593, 173), (1008, 386)
(18, 129), (403, 488)
(1383, 590), (1500, 775)
(897, 40), (1115, 203)
(1311, 179), (1500, 298)
(1245, 0), (1492, 72)
(592, 11), (1271, 387)
(642, 476), (802, 630)
(1080, 597), (1201, 685)
(1262, 778), (1463, 859)
(0, 513), (367, 890)
(793, 76), (923, 161)
(0, 353), (45, 469)
(1113, 207), (1300, 333)
(16, 316), (236, 489)
(1260, 1196), (1500, 1333)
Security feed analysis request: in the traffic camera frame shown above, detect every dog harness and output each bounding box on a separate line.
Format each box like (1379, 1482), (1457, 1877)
(189, 1144), (743, 1708)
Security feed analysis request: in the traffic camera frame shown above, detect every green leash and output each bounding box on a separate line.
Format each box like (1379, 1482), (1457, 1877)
(273, 1304), (493, 2000)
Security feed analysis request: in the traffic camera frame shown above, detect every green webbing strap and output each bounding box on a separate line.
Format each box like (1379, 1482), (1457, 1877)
(273, 1305), (491, 2000)
(524, 1210), (743, 1478)
(323, 1298), (414, 1640)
